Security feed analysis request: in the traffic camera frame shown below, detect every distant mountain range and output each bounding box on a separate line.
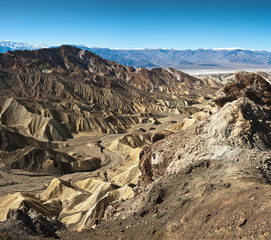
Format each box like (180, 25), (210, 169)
(0, 41), (48, 52)
(1, 41), (271, 70)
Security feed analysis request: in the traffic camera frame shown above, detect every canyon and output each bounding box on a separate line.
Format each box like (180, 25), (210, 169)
(0, 46), (270, 239)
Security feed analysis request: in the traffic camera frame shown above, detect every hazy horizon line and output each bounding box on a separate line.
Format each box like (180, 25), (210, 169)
(1, 40), (270, 52)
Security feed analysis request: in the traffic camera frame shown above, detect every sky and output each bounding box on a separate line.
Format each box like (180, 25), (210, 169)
(1, 0), (271, 50)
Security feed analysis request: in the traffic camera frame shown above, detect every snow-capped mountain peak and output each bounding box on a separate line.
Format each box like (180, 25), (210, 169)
(0, 41), (48, 51)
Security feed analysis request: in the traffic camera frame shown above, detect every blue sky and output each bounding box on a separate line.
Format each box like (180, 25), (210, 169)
(1, 0), (271, 50)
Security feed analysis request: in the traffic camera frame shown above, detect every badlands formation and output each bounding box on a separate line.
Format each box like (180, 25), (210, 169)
(0, 46), (270, 239)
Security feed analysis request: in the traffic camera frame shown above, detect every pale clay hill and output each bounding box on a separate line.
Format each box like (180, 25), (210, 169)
(0, 46), (270, 239)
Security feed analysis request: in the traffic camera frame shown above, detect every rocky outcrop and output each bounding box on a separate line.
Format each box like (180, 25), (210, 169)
(214, 71), (271, 107)
(5, 208), (65, 238)
(139, 72), (271, 183)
